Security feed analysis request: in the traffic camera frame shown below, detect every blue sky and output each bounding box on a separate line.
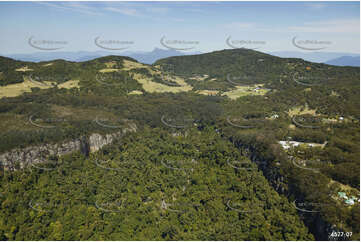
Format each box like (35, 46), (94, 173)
(0, 1), (359, 54)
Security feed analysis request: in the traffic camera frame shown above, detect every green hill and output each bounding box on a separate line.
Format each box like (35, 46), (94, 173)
(0, 49), (359, 240)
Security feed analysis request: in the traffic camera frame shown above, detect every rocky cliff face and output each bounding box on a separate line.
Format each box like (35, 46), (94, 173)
(231, 138), (338, 241)
(89, 132), (120, 153)
(0, 123), (137, 171)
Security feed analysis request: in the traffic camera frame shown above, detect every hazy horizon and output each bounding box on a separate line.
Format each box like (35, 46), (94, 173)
(0, 1), (359, 55)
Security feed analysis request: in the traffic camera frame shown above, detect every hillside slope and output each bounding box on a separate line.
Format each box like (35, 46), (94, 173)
(0, 49), (359, 240)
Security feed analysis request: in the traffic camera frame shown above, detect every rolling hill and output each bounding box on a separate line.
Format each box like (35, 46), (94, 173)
(0, 49), (359, 240)
(325, 56), (360, 67)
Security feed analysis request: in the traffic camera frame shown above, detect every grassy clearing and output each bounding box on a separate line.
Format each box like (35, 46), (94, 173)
(287, 105), (318, 117)
(188, 75), (209, 81)
(15, 66), (33, 72)
(131, 73), (192, 93)
(58, 80), (79, 89)
(163, 74), (190, 87)
(122, 59), (193, 94)
(128, 90), (143, 95)
(331, 91), (340, 97)
(129, 60), (271, 99)
(0, 78), (79, 98)
(42, 63), (53, 67)
(0, 105), (127, 134)
(196, 90), (219, 96)
(99, 60), (147, 73)
(105, 61), (117, 68)
(288, 124), (296, 130)
(51, 105), (75, 117)
(50, 105), (114, 122)
(222, 84), (268, 100)
(0, 76), (52, 98)
(99, 68), (120, 73)
(122, 59), (146, 71)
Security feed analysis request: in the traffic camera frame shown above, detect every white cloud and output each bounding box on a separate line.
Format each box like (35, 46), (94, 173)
(145, 7), (169, 14)
(305, 3), (327, 10)
(224, 18), (360, 34)
(36, 2), (102, 16)
(225, 22), (255, 29)
(288, 19), (360, 34)
(104, 7), (141, 17)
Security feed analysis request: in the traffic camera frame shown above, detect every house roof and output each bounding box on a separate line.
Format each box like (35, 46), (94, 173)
(338, 192), (346, 197)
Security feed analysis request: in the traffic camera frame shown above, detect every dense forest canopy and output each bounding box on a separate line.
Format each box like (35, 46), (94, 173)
(0, 49), (359, 240)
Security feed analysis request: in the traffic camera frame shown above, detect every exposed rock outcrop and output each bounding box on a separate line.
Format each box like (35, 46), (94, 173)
(0, 123), (137, 171)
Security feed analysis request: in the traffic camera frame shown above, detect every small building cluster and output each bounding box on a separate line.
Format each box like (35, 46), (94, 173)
(337, 192), (360, 206)
(278, 140), (325, 150)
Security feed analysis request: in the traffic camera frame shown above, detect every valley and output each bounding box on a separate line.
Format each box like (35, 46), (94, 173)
(0, 49), (359, 240)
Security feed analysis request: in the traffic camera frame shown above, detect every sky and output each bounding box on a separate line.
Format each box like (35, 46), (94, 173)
(0, 1), (359, 54)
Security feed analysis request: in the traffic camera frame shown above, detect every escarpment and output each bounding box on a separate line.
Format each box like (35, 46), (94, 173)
(0, 123), (137, 171)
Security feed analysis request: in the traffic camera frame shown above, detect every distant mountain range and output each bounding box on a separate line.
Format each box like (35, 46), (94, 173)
(2, 49), (359, 66)
(3, 48), (202, 64)
(269, 51), (359, 63)
(324, 56), (360, 67)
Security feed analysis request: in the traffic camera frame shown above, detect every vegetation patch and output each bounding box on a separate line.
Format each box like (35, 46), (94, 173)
(287, 105), (318, 117)
(0, 78), (79, 98)
(15, 66), (33, 72)
(196, 90), (219, 96)
(222, 84), (268, 100)
(98, 68), (120, 73)
(122, 59), (146, 71)
(128, 90), (143, 95)
(0, 76), (52, 98)
(131, 73), (192, 93)
(105, 61), (117, 68)
(58, 80), (79, 89)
